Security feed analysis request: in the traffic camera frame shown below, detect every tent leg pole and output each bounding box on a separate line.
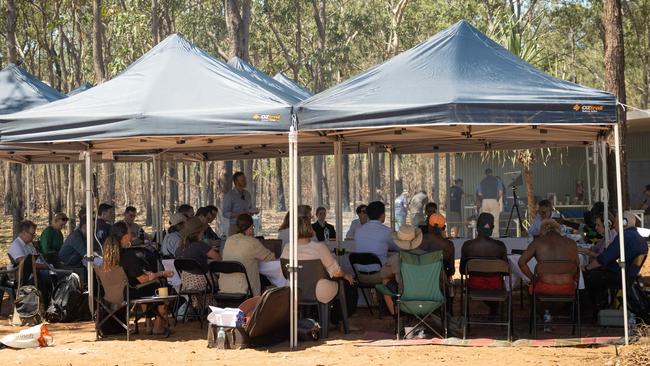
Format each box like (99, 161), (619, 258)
(601, 138), (609, 244)
(613, 124), (629, 346)
(585, 145), (592, 206)
(25, 165), (30, 219)
(334, 140), (343, 260)
(593, 141), (600, 202)
(389, 149), (396, 232)
(289, 122), (299, 350)
(85, 152), (94, 315)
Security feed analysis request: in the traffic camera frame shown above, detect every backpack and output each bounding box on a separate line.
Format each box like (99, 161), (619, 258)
(626, 282), (650, 323)
(45, 273), (90, 323)
(11, 257), (44, 326)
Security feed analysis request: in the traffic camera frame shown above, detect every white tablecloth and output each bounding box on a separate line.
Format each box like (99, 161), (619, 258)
(506, 254), (585, 290)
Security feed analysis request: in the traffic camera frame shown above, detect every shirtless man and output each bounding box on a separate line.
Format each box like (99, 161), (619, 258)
(461, 213), (507, 315)
(518, 219), (579, 294)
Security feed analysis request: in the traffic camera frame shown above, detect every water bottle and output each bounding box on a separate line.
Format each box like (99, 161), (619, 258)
(217, 327), (226, 349)
(324, 227), (330, 242)
(543, 309), (552, 332)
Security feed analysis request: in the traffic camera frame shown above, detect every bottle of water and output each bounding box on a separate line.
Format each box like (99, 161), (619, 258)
(217, 327), (226, 349)
(324, 227), (330, 242)
(543, 309), (552, 332)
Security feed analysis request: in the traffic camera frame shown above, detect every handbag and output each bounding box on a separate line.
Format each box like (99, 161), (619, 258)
(11, 258), (44, 326)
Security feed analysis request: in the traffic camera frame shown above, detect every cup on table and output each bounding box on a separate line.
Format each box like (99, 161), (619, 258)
(155, 287), (169, 297)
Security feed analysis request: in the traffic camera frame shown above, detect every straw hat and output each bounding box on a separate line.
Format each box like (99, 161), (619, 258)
(169, 212), (187, 226)
(428, 213), (446, 228)
(315, 279), (339, 303)
(392, 225), (423, 251)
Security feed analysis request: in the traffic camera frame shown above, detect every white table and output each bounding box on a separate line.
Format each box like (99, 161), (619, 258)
(506, 254), (585, 291)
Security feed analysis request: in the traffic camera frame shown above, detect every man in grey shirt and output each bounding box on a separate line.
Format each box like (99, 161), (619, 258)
(222, 171), (259, 235)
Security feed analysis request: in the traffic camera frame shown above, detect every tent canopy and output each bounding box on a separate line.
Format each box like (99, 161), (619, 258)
(273, 73), (313, 100)
(68, 82), (93, 96)
(0, 64), (65, 115)
(0, 34), (292, 152)
(296, 21), (616, 153)
(227, 57), (305, 103)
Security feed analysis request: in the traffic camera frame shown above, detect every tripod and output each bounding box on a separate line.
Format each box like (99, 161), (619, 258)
(505, 186), (525, 236)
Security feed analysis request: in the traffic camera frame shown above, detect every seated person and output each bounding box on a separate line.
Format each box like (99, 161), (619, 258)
(160, 212), (186, 257)
(59, 215), (89, 281)
(526, 200), (554, 237)
(578, 213), (617, 259)
(420, 213), (455, 277)
(122, 206), (148, 246)
(461, 213), (507, 316)
(103, 221), (174, 336)
(278, 205), (312, 246)
(39, 212), (69, 265)
(280, 216), (354, 320)
(196, 206), (220, 247)
(312, 206), (336, 242)
(203, 205), (222, 242)
(420, 202), (438, 233)
(175, 216), (221, 308)
(518, 219), (579, 295)
(345, 204), (368, 239)
(584, 211), (648, 311)
(9, 220), (55, 306)
(220, 214), (276, 297)
(354, 201), (399, 274)
(95, 203), (114, 253)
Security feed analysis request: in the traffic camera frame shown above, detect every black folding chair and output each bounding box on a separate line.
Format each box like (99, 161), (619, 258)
(461, 258), (512, 341)
(173, 258), (212, 328)
(209, 261), (253, 307)
(280, 258), (349, 339)
(530, 260), (581, 338)
(348, 252), (383, 316)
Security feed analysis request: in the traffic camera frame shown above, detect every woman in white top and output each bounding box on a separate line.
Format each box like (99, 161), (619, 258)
(278, 205), (315, 247)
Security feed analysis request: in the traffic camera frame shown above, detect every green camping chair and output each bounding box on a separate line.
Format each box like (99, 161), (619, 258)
(376, 250), (447, 340)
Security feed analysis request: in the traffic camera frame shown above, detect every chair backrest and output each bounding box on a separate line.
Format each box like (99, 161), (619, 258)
(399, 250), (444, 302)
(15, 254), (36, 288)
(279, 258), (328, 304)
(246, 286), (290, 339)
(174, 258), (208, 275)
(262, 239), (283, 259)
(94, 265), (128, 305)
(349, 252), (382, 271)
(535, 260), (579, 277)
(209, 260), (252, 295)
(465, 258), (510, 276)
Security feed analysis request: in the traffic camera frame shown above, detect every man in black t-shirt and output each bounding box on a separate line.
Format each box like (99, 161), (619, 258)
(94, 203), (114, 254)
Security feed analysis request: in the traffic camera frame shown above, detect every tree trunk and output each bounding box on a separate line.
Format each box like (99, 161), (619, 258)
(523, 164), (535, 220)
(395, 154), (403, 195)
(342, 155), (350, 211)
(6, 0), (17, 63)
(67, 164), (76, 232)
(244, 160), (255, 207)
(224, 0), (252, 60)
(206, 162), (215, 206)
(168, 162), (178, 212)
(323, 157), (330, 208)
(603, 0), (629, 208)
(311, 156), (324, 207)
(275, 157), (286, 211)
(143, 163), (152, 226)
(151, 0), (160, 44)
(92, 0), (106, 83)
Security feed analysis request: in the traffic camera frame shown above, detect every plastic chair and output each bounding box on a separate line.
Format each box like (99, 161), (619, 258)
(173, 258), (212, 328)
(530, 260), (580, 338)
(461, 258), (512, 341)
(280, 258), (349, 339)
(209, 261), (253, 307)
(376, 250), (447, 340)
(348, 252), (383, 316)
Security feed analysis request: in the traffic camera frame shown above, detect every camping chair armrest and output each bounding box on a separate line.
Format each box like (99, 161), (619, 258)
(132, 279), (160, 290)
(375, 284), (396, 298)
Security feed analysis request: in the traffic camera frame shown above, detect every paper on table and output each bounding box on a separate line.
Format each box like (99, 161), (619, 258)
(162, 259), (181, 291)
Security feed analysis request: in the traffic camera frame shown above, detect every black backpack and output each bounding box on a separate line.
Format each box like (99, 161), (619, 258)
(627, 282), (650, 323)
(45, 273), (90, 323)
(11, 255), (44, 326)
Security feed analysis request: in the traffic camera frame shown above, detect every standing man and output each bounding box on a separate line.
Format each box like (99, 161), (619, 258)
(394, 191), (408, 231)
(409, 190), (429, 226)
(449, 179), (465, 237)
(477, 169), (503, 238)
(222, 172), (259, 236)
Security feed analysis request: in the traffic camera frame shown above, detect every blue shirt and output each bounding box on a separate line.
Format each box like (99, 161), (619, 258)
(394, 195), (408, 217)
(597, 228), (648, 278)
(222, 188), (253, 225)
(354, 220), (399, 271)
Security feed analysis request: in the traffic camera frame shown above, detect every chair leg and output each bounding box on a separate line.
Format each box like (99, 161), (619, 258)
(126, 304), (131, 342)
(576, 294), (581, 338)
(360, 288), (373, 316)
(520, 279), (524, 309)
(531, 294), (537, 339)
(338, 281), (349, 335)
(508, 292), (513, 342)
(396, 301), (401, 341)
(319, 303), (329, 339)
(462, 288), (468, 339)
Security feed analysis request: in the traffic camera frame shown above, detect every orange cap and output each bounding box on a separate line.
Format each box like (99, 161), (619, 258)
(428, 213), (446, 228)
